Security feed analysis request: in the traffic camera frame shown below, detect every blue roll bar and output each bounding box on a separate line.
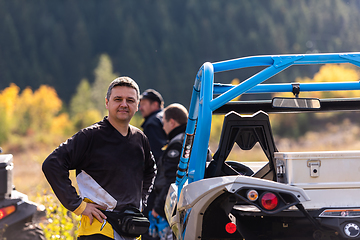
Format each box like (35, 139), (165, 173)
(213, 82), (360, 95)
(176, 52), (360, 197)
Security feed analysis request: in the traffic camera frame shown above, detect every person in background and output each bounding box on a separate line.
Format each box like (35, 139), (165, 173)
(139, 89), (167, 240)
(42, 77), (156, 240)
(149, 103), (188, 240)
(139, 89), (167, 163)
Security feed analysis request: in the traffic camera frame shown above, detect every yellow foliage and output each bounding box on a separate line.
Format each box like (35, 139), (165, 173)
(37, 193), (81, 239)
(0, 83), (20, 122)
(271, 64), (360, 138)
(210, 115), (225, 147)
(13, 87), (34, 134)
(279, 64), (360, 98)
(33, 85), (62, 113)
(82, 109), (102, 126)
(72, 109), (102, 130)
(230, 78), (241, 101)
(308, 64), (358, 83)
(30, 85), (63, 132)
(51, 113), (75, 136)
(18, 87), (34, 109)
(130, 112), (143, 128)
(0, 83), (68, 143)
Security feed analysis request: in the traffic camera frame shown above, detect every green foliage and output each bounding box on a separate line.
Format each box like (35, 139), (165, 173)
(92, 54), (118, 116)
(2, 1), (360, 105)
(0, 106), (9, 143)
(69, 77), (103, 130)
(38, 194), (81, 240)
(271, 113), (311, 139)
(72, 109), (102, 130)
(69, 79), (95, 118)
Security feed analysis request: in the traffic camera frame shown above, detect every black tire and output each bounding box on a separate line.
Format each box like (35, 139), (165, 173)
(3, 222), (45, 240)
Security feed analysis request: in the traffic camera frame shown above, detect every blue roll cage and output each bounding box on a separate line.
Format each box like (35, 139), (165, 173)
(175, 52), (360, 196)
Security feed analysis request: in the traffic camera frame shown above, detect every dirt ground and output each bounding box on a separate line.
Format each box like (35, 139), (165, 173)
(2, 138), (71, 201)
(8, 145), (54, 200)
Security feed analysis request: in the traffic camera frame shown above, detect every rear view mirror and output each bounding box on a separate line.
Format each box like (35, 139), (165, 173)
(272, 97), (321, 109)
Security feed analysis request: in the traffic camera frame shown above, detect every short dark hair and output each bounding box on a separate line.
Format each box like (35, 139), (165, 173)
(140, 89), (164, 108)
(106, 77), (140, 100)
(164, 103), (188, 125)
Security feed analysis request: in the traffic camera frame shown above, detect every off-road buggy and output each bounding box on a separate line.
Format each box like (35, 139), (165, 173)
(164, 52), (360, 240)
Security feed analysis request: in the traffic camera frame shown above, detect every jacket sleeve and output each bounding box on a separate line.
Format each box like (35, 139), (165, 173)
(42, 131), (89, 213)
(142, 138), (157, 207)
(153, 142), (182, 217)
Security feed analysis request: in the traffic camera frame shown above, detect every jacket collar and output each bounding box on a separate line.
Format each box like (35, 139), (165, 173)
(168, 124), (186, 140)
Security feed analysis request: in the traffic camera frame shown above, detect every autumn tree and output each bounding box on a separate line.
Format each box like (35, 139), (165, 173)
(29, 85), (63, 133)
(295, 64), (360, 98)
(14, 87), (34, 135)
(69, 78), (102, 130)
(0, 83), (19, 142)
(271, 64), (360, 138)
(70, 79), (95, 117)
(0, 83), (73, 144)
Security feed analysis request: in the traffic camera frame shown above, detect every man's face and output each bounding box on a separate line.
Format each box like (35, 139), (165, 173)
(139, 99), (158, 118)
(105, 86), (138, 124)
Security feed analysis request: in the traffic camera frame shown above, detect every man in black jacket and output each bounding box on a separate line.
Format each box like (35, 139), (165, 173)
(139, 89), (167, 163)
(150, 103), (188, 240)
(42, 77), (156, 240)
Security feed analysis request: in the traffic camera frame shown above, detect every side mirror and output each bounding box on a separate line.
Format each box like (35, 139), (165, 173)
(272, 97), (321, 109)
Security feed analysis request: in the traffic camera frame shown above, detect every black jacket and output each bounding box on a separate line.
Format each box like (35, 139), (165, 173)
(42, 117), (156, 212)
(153, 124), (186, 217)
(141, 110), (167, 163)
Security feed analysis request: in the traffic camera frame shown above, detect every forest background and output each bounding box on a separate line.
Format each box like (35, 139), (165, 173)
(2, 0), (360, 238)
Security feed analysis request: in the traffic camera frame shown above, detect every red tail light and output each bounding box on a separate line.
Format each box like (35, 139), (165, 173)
(225, 222), (237, 234)
(0, 205), (16, 220)
(260, 192), (278, 210)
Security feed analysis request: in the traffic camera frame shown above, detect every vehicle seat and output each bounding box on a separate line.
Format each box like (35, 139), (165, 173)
(205, 110), (278, 180)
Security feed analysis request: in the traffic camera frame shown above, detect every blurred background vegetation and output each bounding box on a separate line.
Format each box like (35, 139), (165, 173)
(2, 0), (360, 238)
(2, 0), (360, 106)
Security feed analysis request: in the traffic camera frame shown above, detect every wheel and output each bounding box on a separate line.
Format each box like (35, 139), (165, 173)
(3, 222), (45, 240)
